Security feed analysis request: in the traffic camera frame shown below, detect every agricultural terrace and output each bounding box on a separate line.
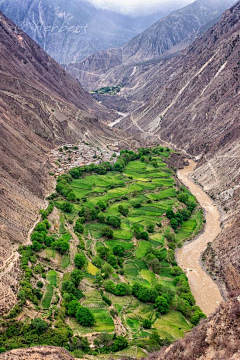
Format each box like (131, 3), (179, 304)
(0, 146), (205, 359)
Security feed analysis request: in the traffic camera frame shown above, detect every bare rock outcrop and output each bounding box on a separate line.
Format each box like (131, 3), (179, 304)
(0, 346), (74, 360)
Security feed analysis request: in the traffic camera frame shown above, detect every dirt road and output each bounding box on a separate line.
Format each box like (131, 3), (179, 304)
(177, 160), (223, 316)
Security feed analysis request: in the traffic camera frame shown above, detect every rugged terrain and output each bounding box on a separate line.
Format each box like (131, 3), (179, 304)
(114, 0), (240, 297)
(65, 0), (235, 90)
(0, 11), (139, 315)
(0, 0), (170, 65)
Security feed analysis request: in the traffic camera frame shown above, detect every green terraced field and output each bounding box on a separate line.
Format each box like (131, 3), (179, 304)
(3, 146), (205, 359)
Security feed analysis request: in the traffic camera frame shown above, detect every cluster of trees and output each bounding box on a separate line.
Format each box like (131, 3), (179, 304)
(30, 219), (70, 255)
(171, 274), (206, 324)
(104, 281), (132, 296)
(61, 268), (84, 303)
(94, 245), (125, 274)
(132, 223), (149, 240)
(166, 192), (196, 231)
(66, 300), (94, 327)
(39, 203), (54, 219)
(93, 333), (128, 354)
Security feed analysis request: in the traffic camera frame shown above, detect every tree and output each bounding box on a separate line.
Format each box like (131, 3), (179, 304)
(70, 269), (84, 287)
(191, 308), (206, 325)
(155, 296), (169, 314)
(179, 208), (191, 221)
(115, 283), (132, 296)
(118, 205), (129, 217)
(107, 255), (117, 268)
(113, 245), (124, 257)
(53, 239), (69, 254)
(74, 219), (84, 234)
(32, 240), (43, 252)
(170, 218), (178, 230)
(106, 216), (121, 228)
(67, 300), (80, 316)
(97, 200), (108, 211)
(141, 231), (149, 240)
(76, 307), (94, 326)
(147, 258), (161, 274)
(143, 319), (152, 329)
(102, 263), (113, 277)
(67, 191), (76, 202)
(97, 246), (110, 260)
(147, 224), (155, 233)
(165, 233), (176, 242)
(111, 336), (128, 352)
(105, 280), (116, 294)
(62, 201), (73, 213)
(166, 209), (175, 219)
(177, 192), (189, 204)
(30, 318), (48, 334)
(102, 226), (113, 239)
(74, 253), (86, 269)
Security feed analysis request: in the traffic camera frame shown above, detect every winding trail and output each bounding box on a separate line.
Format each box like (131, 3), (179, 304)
(177, 160), (223, 316)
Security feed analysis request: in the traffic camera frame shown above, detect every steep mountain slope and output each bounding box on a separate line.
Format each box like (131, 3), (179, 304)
(66, 0), (235, 90)
(0, 0), (168, 65)
(0, 11), (135, 315)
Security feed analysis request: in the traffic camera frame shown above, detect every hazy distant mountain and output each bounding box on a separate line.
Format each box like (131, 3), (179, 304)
(0, 0), (169, 64)
(66, 0), (236, 90)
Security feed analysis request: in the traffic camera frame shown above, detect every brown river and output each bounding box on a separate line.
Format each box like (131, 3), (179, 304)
(177, 160), (223, 316)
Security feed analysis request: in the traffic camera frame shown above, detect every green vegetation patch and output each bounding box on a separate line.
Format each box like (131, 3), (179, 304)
(42, 284), (54, 309)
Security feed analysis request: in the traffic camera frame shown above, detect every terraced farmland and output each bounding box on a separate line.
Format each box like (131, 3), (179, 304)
(0, 147), (205, 358)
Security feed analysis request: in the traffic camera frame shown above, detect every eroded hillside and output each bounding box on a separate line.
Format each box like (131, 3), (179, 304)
(0, 12), (139, 315)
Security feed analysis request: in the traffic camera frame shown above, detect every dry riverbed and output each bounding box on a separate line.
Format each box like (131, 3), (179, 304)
(177, 160), (223, 316)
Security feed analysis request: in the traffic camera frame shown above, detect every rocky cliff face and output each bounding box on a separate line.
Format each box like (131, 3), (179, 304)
(0, 0), (169, 65)
(66, 0), (236, 90)
(0, 11), (132, 315)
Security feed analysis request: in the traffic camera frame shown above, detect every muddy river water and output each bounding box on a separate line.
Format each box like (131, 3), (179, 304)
(177, 160), (223, 316)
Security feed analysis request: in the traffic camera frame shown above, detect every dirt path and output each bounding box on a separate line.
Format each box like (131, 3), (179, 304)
(176, 160), (223, 316)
